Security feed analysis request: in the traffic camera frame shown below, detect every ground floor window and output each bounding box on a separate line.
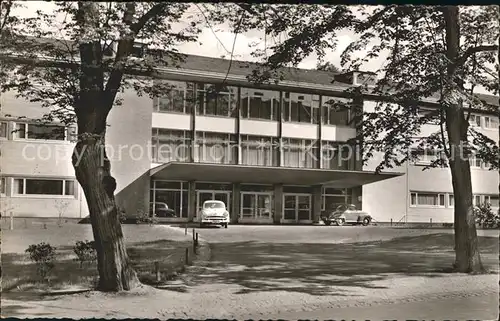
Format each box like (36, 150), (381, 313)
(240, 192), (273, 219)
(322, 188), (349, 210)
(473, 194), (499, 208)
(0, 177), (6, 195)
(12, 178), (76, 197)
(410, 191), (445, 207)
(150, 180), (188, 218)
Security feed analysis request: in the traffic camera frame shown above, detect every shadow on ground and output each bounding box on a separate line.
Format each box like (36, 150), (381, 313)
(2, 239), (191, 305)
(175, 233), (499, 296)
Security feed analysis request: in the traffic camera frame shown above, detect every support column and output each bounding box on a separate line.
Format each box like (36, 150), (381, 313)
(273, 184), (283, 224)
(312, 185), (323, 224)
(187, 181), (196, 222)
(231, 183), (240, 224)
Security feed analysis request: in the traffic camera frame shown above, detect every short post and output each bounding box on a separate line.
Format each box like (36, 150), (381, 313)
(185, 247), (190, 265)
(154, 261), (160, 282)
(430, 218), (433, 227)
(195, 233), (199, 247)
(390, 218), (393, 227)
(185, 223), (187, 235)
(43, 223), (47, 229)
(9, 211), (13, 230)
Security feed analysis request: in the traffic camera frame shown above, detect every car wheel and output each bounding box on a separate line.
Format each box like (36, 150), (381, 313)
(362, 217), (371, 226)
(336, 218), (345, 226)
(324, 220), (332, 226)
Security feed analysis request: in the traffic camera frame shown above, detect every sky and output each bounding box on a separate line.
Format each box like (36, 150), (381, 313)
(11, 2), (494, 95)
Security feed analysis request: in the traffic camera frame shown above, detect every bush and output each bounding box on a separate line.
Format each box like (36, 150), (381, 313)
(73, 240), (97, 268)
(25, 242), (57, 282)
(474, 203), (500, 228)
(136, 211), (158, 226)
(118, 208), (127, 224)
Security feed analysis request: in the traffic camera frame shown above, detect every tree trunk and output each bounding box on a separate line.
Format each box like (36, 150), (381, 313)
(443, 6), (484, 274)
(72, 134), (139, 291)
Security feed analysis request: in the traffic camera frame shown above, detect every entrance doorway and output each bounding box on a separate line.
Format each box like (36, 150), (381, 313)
(282, 193), (311, 223)
(196, 190), (231, 219)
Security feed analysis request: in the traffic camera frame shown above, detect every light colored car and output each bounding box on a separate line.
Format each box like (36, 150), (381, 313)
(199, 200), (230, 228)
(321, 204), (372, 226)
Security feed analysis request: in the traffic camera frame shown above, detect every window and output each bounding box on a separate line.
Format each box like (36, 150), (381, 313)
(322, 188), (349, 210)
(410, 192), (445, 207)
(322, 142), (352, 170)
(0, 177), (5, 194)
(469, 155), (483, 168)
(418, 108), (441, 125)
(156, 80), (194, 114)
(13, 178), (76, 197)
(14, 123), (66, 140)
(283, 93), (320, 124)
(468, 114), (481, 127)
(150, 180), (188, 218)
(240, 88), (280, 121)
(412, 148), (446, 166)
(195, 131), (237, 164)
(473, 195), (481, 206)
(151, 128), (191, 163)
(448, 194), (454, 207)
(484, 116), (498, 129)
(485, 195), (499, 208)
(0, 121), (7, 138)
(322, 96), (351, 126)
(241, 135), (278, 167)
(282, 138), (318, 168)
(196, 83), (237, 117)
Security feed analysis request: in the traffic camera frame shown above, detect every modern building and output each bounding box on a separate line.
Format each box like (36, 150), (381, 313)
(1, 46), (498, 224)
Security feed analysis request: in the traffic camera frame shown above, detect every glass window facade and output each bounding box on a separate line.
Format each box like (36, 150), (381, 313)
(322, 96), (351, 126)
(14, 123), (67, 140)
(283, 93), (320, 124)
(322, 141), (353, 170)
(195, 131), (237, 164)
(13, 178), (76, 196)
(240, 135), (278, 166)
(240, 88), (280, 121)
(151, 128), (192, 163)
(156, 80), (195, 114)
(282, 138), (318, 168)
(150, 180), (188, 218)
(196, 83), (237, 117)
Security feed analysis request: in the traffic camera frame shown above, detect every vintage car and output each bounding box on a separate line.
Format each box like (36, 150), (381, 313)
(321, 204), (372, 226)
(199, 200), (230, 228)
(149, 202), (177, 218)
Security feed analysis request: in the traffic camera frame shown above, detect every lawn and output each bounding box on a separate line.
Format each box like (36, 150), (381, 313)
(2, 223), (193, 296)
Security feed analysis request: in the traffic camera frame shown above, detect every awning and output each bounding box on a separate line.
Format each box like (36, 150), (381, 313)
(150, 162), (403, 188)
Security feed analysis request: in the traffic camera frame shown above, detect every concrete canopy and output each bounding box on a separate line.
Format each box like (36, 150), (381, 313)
(150, 162), (403, 188)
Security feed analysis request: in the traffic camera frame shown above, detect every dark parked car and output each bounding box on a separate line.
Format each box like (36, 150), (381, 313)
(149, 202), (176, 218)
(321, 204), (372, 226)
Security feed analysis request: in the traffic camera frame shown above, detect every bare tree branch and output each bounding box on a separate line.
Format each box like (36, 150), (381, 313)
(455, 45), (499, 67)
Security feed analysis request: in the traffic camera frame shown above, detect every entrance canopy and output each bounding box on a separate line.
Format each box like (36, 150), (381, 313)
(150, 162), (403, 188)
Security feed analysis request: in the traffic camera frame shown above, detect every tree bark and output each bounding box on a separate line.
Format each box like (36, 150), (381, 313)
(72, 133), (139, 291)
(443, 6), (484, 273)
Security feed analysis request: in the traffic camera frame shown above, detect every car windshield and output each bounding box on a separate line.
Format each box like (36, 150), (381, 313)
(204, 202), (224, 209)
(336, 204), (347, 211)
(155, 203), (167, 209)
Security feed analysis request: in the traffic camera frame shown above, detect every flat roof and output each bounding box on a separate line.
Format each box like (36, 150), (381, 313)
(150, 162), (403, 188)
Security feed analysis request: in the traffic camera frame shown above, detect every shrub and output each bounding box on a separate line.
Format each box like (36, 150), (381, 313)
(25, 242), (57, 282)
(474, 203), (500, 228)
(118, 208), (128, 224)
(136, 211), (158, 226)
(73, 240), (97, 268)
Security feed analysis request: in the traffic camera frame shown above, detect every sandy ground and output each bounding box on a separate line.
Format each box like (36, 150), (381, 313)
(2, 225), (498, 319)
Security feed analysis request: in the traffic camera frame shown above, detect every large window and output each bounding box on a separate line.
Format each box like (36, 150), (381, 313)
(240, 135), (278, 166)
(473, 194), (500, 208)
(151, 128), (191, 163)
(196, 83), (237, 117)
(322, 188), (349, 210)
(13, 178), (76, 197)
(410, 192), (445, 207)
(156, 80), (194, 114)
(411, 148), (447, 166)
(322, 96), (351, 126)
(321, 141), (352, 170)
(240, 88), (280, 121)
(282, 138), (318, 168)
(484, 116), (498, 129)
(195, 131), (237, 164)
(14, 123), (67, 140)
(283, 92), (320, 124)
(0, 121), (7, 138)
(468, 114), (481, 127)
(150, 180), (188, 218)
